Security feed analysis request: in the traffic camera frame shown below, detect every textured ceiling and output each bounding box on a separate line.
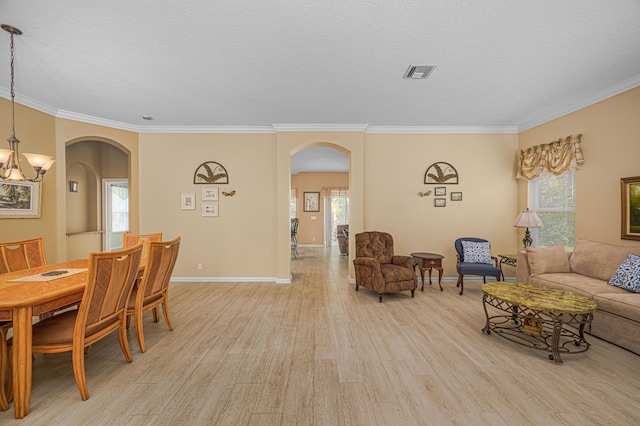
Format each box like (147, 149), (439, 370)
(0, 1), (639, 131)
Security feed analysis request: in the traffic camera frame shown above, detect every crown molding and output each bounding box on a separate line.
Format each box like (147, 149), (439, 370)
(139, 126), (276, 134)
(366, 126), (518, 134)
(272, 124), (369, 132)
(517, 73), (640, 132)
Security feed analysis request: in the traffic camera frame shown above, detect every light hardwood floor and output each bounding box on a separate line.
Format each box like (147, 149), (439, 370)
(2, 247), (639, 425)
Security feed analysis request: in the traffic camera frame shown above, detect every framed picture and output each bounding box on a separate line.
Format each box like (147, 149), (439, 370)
(0, 181), (41, 218)
(621, 176), (640, 240)
(202, 201), (219, 217)
(202, 186), (219, 201)
(303, 192), (320, 212)
(434, 187), (446, 196)
(434, 198), (446, 207)
(181, 193), (195, 210)
(451, 192), (462, 201)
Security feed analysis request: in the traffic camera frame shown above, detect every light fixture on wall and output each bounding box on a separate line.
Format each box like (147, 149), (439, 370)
(69, 181), (78, 192)
(513, 208), (543, 248)
(0, 24), (55, 182)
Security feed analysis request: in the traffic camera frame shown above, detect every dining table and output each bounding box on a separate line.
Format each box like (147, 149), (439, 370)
(0, 259), (89, 418)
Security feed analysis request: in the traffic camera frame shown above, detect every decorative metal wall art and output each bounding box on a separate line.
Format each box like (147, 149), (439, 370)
(424, 162), (459, 184)
(194, 161), (229, 184)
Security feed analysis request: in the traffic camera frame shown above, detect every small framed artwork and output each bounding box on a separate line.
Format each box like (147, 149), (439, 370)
(451, 192), (463, 201)
(202, 201), (219, 217)
(202, 186), (219, 201)
(0, 181), (41, 218)
(181, 193), (195, 210)
(434, 187), (446, 196)
(621, 176), (640, 240)
(434, 198), (446, 207)
(303, 192), (320, 212)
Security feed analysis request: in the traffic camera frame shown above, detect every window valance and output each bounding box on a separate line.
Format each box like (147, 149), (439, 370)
(321, 187), (349, 198)
(516, 134), (584, 181)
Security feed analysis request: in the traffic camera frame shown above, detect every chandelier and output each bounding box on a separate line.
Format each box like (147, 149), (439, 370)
(0, 24), (54, 182)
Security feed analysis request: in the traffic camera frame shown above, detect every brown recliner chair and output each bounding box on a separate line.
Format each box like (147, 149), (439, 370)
(353, 231), (417, 302)
(337, 224), (349, 255)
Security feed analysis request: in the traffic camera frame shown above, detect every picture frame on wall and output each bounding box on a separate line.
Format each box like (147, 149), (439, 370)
(303, 192), (320, 212)
(434, 187), (446, 196)
(202, 201), (219, 217)
(451, 192), (462, 201)
(0, 181), (41, 218)
(621, 176), (640, 240)
(434, 198), (446, 207)
(202, 186), (219, 201)
(181, 193), (195, 210)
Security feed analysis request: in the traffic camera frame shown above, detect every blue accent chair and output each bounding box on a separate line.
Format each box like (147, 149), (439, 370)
(454, 237), (501, 295)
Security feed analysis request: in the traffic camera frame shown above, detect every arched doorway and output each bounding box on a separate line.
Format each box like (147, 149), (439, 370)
(65, 139), (130, 260)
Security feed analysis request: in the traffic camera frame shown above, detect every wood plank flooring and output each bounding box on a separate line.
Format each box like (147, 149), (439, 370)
(2, 247), (639, 425)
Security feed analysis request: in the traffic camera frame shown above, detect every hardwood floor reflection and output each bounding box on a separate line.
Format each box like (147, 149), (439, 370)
(2, 246), (639, 425)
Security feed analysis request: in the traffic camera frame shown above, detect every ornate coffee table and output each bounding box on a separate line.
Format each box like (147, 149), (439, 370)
(481, 281), (596, 363)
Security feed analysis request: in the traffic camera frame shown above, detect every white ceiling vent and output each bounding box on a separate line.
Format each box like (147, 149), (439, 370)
(403, 65), (437, 80)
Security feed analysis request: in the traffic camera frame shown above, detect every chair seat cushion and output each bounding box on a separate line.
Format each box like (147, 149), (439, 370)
(127, 286), (163, 309)
(30, 310), (78, 346)
(458, 262), (500, 277)
(381, 264), (415, 282)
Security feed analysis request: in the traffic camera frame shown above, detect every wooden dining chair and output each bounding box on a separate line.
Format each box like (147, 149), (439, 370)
(0, 237), (47, 274)
(7, 243), (143, 401)
(126, 237), (180, 352)
(123, 232), (162, 261)
(0, 237), (47, 410)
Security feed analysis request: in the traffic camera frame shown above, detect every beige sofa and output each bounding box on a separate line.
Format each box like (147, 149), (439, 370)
(517, 239), (640, 355)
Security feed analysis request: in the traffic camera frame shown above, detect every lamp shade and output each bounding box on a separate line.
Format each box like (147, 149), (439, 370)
(513, 210), (543, 228)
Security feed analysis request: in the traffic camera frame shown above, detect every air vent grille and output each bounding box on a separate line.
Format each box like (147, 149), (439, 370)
(403, 65), (437, 79)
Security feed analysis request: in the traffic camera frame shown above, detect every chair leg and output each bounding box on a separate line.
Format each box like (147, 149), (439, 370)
(152, 306), (159, 323)
(410, 289), (415, 298)
(72, 341), (89, 400)
(378, 293), (383, 303)
(355, 283), (359, 291)
(459, 275), (464, 295)
(135, 311), (146, 353)
(161, 297), (174, 331)
(118, 322), (133, 363)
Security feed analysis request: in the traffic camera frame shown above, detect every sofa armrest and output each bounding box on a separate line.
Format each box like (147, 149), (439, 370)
(516, 250), (531, 283)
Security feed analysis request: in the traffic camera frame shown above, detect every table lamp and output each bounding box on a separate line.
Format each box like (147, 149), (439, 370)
(513, 209), (543, 248)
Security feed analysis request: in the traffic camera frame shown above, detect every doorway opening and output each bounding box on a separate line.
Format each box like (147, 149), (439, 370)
(324, 194), (350, 247)
(103, 179), (129, 251)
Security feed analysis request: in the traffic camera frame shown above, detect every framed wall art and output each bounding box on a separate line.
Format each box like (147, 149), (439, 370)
(621, 176), (640, 240)
(303, 192), (320, 212)
(435, 187), (446, 196)
(434, 198), (446, 207)
(451, 192), (463, 201)
(181, 193), (195, 210)
(202, 201), (219, 217)
(0, 181), (41, 218)
(202, 186), (219, 201)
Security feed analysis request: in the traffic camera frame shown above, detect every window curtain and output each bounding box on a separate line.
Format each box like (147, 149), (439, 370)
(516, 134), (584, 181)
(321, 187), (349, 198)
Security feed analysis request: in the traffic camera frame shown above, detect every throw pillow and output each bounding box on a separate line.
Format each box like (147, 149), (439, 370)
(526, 244), (570, 276)
(608, 254), (640, 293)
(461, 241), (492, 264)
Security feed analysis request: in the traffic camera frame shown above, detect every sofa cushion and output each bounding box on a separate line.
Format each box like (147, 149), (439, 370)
(608, 254), (640, 293)
(526, 244), (570, 276)
(593, 292), (640, 323)
(381, 264), (415, 283)
(528, 273), (629, 299)
(569, 240), (640, 281)
(461, 240), (492, 264)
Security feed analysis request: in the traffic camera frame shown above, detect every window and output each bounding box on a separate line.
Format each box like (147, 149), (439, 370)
(290, 188), (297, 219)
(529, 170), (576, 249)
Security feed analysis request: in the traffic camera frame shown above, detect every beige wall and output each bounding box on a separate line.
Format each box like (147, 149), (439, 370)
(364, 133), (519, 278)
(138, 132), (277, 278)
(292, 171), (349, 245)
(518, 86), (640, 247)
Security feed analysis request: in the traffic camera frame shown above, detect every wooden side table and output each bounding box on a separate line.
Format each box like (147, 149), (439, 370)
(411, 252), (444, 291)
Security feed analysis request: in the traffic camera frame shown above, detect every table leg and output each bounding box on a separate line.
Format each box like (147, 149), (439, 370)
(437, 267), (443, 291)
(549, 315), (563, 364)
(12, 306), (33, 419)
(419, 268), (425, 291)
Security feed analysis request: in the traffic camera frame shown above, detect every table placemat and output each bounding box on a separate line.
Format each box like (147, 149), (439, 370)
(7, 268), (88, 283)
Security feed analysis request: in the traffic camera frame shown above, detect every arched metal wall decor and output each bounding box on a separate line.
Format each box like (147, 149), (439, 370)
(424, 162), (459, 184)
(193, 161), (229, 184)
